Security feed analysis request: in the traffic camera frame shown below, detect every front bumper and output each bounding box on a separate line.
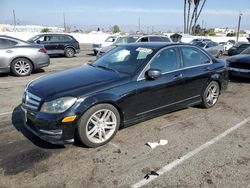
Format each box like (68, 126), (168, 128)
(229, 67), (250, 78)
(21, 106), (76, 145)
(0, 66), (10, 74)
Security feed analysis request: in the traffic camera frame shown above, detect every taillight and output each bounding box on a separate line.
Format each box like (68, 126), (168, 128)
(38, 48), (47, 53)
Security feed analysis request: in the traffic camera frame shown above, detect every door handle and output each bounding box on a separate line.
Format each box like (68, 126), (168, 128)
(173, 73), (183, 80)
(6, 50), (13, 53)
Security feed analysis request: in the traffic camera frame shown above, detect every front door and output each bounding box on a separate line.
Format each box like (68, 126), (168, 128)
(136, 47), (185, 116)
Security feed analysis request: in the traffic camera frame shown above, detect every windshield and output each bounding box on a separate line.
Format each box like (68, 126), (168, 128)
(192, 41), (206, 48)
(92, 46), (155, 75)
(28, 35), (40, 42)
(105, 36), (117, 42)
(113, 36), (138, 45)
(234, 42), (246, 47)
(240, 46), (250, 54)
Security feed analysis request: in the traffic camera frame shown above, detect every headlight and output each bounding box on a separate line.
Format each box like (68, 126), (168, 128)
(41, 97), (77, 114)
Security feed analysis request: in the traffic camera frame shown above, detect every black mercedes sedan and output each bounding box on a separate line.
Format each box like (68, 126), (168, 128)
(21, 43), (229, 147)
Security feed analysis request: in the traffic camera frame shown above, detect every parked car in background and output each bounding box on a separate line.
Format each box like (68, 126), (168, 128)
(227, 42), (250, 56)
(96, 35), (141, 58)
(21, 43), (228, 147)
(227, 49), (250, 78)
(0, 35), (49, 76)
(28, 34), (80, 58)
(92, 36), (118, 55)
(193, 41), (224, 57)
(240, 46), (250, 55)
(190, 38), (212, 43)
(96, 35), (172, 58)
(219, 41), (234, 53)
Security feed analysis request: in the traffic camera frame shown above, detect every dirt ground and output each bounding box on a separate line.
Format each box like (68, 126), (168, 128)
(0, 45), (249, 188)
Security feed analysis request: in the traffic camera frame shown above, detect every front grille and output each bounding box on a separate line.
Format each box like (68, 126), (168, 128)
(23, 91), (42, 111)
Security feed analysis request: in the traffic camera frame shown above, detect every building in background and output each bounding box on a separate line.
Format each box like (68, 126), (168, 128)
(0, 24), (64, 32)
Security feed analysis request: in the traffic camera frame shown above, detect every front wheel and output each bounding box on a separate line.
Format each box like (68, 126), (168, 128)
(201, 81), (220, 108)
(76, 104), (120, 148)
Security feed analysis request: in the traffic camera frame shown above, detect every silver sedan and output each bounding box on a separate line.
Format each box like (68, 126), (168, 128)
(0, 35), (50, 76)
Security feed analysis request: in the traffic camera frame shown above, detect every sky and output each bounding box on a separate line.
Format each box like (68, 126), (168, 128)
(0, 0), (250, 32)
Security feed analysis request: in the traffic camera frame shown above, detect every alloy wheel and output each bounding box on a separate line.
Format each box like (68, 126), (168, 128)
(86, 109), (117, 144)
(206, 83), (219, 106)
(14, 60), (31, 75)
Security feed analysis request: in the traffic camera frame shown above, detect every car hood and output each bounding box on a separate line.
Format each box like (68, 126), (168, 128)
(227, 54), (250, 64)
(27, 64), (130, 100)
(100, 45), (116, 53)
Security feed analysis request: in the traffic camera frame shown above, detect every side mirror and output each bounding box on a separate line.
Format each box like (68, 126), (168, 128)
(145, 69), (161, 80)
(36, 40), (41, 44)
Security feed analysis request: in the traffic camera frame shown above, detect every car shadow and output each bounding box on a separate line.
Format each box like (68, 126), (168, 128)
(229, 77), (250, 83)
(11, 105), (65, 149)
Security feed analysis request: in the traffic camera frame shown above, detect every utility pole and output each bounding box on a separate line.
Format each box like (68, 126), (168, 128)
(236, 13), (243, 42)
(138, 17), (141, 32)
(13, 9), (16, 27)
(63, 12), (66, 32)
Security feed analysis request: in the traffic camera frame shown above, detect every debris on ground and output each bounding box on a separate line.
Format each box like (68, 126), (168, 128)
(146, 139), (168, 149)
(144, 170), (159, 179)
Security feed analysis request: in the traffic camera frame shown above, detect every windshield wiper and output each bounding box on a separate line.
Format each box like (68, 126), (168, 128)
(94, 65), (119, 74)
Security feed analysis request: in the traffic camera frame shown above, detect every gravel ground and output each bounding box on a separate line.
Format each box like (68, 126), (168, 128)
(0, 45), (249, 188)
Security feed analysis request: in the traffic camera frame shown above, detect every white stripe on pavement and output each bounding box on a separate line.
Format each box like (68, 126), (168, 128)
(0, 110), (21, 116)
(132, 117), (250, 188)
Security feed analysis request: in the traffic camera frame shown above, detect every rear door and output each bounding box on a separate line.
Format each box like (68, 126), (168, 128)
(180, 46), (213, 100)
(0, 38), (18, 68)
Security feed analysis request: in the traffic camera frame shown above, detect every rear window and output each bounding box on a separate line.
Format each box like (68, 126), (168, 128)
(181, 47), (211, 67)
(0, 38), (18, 48)
(149, 36), (171, 42)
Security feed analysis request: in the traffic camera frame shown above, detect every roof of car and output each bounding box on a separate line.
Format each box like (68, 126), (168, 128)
(0, 35), (28, 43)
(121, 42), (193, 50)
(32, 33), (72, 36)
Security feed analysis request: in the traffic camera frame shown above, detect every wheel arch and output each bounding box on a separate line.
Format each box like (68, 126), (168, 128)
(64, 46), (76, 53)
(10, 56), (34, 71)
(75, 96), (125, 128)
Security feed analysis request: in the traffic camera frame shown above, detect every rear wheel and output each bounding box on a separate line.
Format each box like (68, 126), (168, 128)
(11, 58), (33, 76)
(76, 104), (120, 148)
(64, 48), (75, 58)
(201, 81), (220, 108)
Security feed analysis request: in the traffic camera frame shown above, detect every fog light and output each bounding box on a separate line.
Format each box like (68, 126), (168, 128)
(62, 116), (77, 123)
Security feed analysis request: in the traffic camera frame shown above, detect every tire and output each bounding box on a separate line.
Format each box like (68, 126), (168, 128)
(201, 81), (220, 109)
(11, 58), (33, 77)
(64, 48), (75, 58)
(76, 104), (120, 148)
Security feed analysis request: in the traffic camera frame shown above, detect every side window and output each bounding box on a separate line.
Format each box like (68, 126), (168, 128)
(213, 42), (218, 47)
(150, 48), (180, 73)
(139, 37), (149, 42)
(161, 37), (171, 42)
(0, 38), (18, 48)
(149, 36), (162, 42)
(181, 47), (211, 67)
(49, 35), (61, 42)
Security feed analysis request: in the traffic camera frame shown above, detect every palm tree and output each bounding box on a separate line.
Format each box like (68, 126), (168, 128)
(193, 0), (207, 30)
(188, 0), (200, 34)
(184, 0), (187, 33)
(186, 0), (192, 33)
